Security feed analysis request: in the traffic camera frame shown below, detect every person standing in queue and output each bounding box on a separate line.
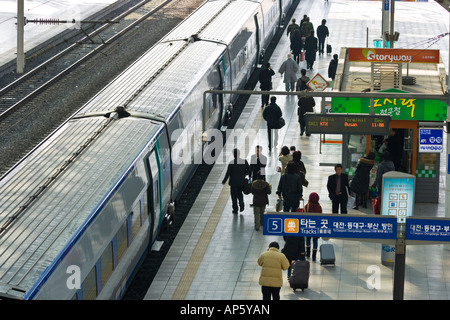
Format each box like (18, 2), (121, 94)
(263, 96), (282, 152)
(258, 63), (275, 108)
(222, 148), (250, 214)
(257, 241), (290, 300)
(327, 164), (351, 214)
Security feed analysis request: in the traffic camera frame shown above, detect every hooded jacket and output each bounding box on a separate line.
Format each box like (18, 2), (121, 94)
(251, 179), (271, 207)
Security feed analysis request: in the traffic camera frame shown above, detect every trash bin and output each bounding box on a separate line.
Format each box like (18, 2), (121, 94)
(381, 244), (395, 266)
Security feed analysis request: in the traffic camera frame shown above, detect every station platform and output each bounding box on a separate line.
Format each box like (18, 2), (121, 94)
(145, 0), (450, 300)
(0, 0), (119, 72)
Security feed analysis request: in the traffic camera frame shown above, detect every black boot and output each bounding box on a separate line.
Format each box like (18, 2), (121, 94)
(312, 249), (317, 262)
(306, 247), (311, 259)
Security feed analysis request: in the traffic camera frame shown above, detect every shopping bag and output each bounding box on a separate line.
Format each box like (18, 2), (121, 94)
(372, 196), (381, 215)
(347, 196), (355, 209)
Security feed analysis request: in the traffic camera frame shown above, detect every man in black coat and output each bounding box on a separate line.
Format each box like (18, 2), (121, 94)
(262, 96), (282, 152)
(222, 148), (250, 214)
(304, 30), (318, 70)
(327, 164), (351, 214)
(297, 93), (315, 137)
(258, 63), (275, 108)
(316, 19), (329, 55)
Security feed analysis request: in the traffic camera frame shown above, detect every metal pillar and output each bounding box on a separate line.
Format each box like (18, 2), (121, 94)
(17, 0), (25, 73)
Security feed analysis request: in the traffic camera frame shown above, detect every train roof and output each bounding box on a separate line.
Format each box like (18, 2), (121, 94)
(77, 0), (262, 118)
(0, 117), (162, 298)
(164, 0), (260, 44)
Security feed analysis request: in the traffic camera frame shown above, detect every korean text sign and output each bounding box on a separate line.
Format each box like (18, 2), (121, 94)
(263, 213), (397, 240)
(406, 218), (450, 242)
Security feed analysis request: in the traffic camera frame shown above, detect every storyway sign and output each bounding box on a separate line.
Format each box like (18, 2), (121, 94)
(263, 213), (397, 240)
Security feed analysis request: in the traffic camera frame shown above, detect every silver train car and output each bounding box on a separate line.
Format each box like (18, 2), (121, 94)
(0, 0), (294, 300)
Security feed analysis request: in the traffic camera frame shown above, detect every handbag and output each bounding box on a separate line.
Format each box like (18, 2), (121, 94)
(278, 117), (286, 129)
(276, 198), (283, 212)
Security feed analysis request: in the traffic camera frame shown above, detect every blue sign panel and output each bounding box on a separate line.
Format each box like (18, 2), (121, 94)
(263, 213), (397, 240)
(419, 128), (443, 153)
(406, 218), (450, 242)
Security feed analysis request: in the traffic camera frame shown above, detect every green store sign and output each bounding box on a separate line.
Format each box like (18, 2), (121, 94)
(331, 89), (447, 121)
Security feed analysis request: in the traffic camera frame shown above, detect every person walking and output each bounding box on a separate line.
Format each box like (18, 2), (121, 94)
(249, 145), (267, 181)
(286, 18), (300, 39)
(371, 151), (395, 195)
(297, 90), (315, 137)
(277, 162), (303, 212)
(278, 146), (292, 174)
(304, 192), (322, 261)
(222, 148), (250, 214)
(300, 16), (313, 38)
(328, 54), (338, 80)
(278, 54), (299, 92)
(327, 164), (351, 214)
(263, 96), (283, 152)
(257, 241), (290, 300)
(290, 29), (303, 64)
(296, 68), (310, 92)
(350, 152), (375, 209)
(258, 62), (275, 108)
(251, 178), (271, 230)
(291, 150), (308, 187)
(304, 30), (318, 70)
(316, 19), (329, 55)
(282, 236), (305, 279)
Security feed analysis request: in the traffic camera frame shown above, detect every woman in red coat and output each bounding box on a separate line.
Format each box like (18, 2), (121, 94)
(304, 192), (322, 261)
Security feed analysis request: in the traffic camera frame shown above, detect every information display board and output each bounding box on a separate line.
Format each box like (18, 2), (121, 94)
(381, 171), (415, 222)
(304, 113), (390, 135)
(263, 213), (397, 240)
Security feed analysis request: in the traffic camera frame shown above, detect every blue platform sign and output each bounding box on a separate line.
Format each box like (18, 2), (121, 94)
(406, 218), (450, 242)
(419, 128), (443, 153)
(263, 213), (397, 240)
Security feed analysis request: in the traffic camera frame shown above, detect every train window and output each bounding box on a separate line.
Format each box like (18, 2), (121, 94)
(100, 242), (114, 288)
(82, 266), (97, 300)
(130, 200), (142, 240)
(116, 220), (128, 261)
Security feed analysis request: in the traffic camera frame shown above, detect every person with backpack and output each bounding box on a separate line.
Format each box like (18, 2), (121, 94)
(296, 68), (310, 92)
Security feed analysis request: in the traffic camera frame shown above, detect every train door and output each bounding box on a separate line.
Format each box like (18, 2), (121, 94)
(253, 14), (262, 66)
(145, 147), (163, 244)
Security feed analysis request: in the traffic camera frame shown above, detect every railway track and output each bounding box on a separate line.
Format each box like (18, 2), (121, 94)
(0, 0), (171, 119)
(0, 0), (206, 176)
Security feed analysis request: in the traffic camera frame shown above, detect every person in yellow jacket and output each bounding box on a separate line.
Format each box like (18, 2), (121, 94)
(257, 241), (290, 300)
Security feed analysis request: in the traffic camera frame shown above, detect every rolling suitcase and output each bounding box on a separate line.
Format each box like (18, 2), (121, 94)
(320, 243), (335, 265)
(289, 259), (310, 291)
(326, 44), (332, 55)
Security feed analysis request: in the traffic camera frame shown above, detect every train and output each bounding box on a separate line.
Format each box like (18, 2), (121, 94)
(0, 0), (295, 299)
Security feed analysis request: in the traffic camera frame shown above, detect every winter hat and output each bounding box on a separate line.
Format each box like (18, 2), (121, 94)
(309, 192), (320, 204)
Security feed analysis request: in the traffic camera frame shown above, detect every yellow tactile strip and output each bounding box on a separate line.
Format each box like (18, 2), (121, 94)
(171, 184), (230, 299)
